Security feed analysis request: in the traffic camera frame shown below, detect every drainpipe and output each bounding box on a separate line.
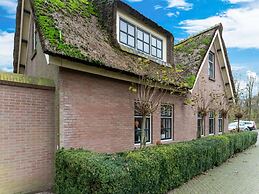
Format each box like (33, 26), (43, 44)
(17, 0), (25, 74)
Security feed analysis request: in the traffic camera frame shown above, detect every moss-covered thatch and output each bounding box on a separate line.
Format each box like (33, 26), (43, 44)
(174, 25), (219, 86)
(27, 0), (220, 89)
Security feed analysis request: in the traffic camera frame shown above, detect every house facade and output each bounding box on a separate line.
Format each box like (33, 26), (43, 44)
(13, 0), (235, 153)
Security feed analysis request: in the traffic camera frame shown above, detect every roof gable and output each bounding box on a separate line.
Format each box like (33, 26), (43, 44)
(174, 25), (219, 86)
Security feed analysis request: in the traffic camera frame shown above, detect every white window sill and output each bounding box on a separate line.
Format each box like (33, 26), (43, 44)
(134, 142), (152, 147)
(161, 139), (173, 142)
(218, 132), (223, 135)
(161, 139), (173, 144)
(209, 133), (215, 136)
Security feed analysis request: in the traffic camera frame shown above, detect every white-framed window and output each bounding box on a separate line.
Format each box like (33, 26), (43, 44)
(208, 52), (215, 80)
(33, 22), (37, 51)
(137, 28), (150, 54)
(218, 112), (223, 133)
(209, 111), (215, 134)
(119, 18), (163, 60)
(134, 104), (151, 144)
(161, 104), (173, 140)
(119, 19), (135, 48)
(151, 36), (162, 59)
(197, 112), (205, 136)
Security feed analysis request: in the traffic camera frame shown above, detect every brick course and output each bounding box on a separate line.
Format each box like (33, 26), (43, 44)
(0, 83), (55, 194)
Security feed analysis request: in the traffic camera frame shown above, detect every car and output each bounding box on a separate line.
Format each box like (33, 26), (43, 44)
(243, 121), (257, 131)
(228, 122), (247, 131)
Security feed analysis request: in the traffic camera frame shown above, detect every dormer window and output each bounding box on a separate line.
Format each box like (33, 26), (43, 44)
(151, 36), (162, 59)
(118, 17), (164, 61)
(119, 19), (135, 48)
(137, 28), (150, 54)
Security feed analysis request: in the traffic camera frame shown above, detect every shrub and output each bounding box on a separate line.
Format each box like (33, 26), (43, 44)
(55, 131), (257, 194)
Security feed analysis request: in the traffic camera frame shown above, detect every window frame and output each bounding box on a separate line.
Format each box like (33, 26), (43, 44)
(134, 103), (152, 145)
(209, 111), (215, 135)
(208, 51), (215, 80)
(136, 28), (150, 54)
(197, 112), (205, 136)
(161, 104), (173, 141)
(218, 112), (223, 133)
(118, 17), (164, 61)
(151, 35), (163, 59)
(119, 18), (136, 48)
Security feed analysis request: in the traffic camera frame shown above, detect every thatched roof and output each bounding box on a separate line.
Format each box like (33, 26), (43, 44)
(13, 0), (235, 91)
(174, 25), (218, 80)
(174, 24), (235, 94)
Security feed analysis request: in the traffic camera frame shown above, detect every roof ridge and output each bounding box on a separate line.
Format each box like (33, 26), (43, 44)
(175, 23), (222, 47)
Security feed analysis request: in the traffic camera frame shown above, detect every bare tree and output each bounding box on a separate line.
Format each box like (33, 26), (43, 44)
(231, 78), (245, 132)
(130, 59), (185, 148)
(186, 77), (223, 138)
(134, 77), (166, 148)
(246, 75), (256, 121)
(217, 94), (232, 133)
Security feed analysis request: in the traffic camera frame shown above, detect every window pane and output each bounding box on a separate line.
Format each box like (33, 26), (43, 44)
(120, 31), (127, 44)
(157, 39), (162, 49)
(161, 118), (172, 140)
(134, 117), (151, 144)
(152, 37), (156, 46)
(144, 33), (150, 43)
(128, 36), (135, 47)
(144, 43), (149, 53)
(151, 46), (156, 56)
(157, 49), (162, 59)
(137, 29), (143, 40)
(209, 52), (214, 62)
(161, 105), (172, 117)
(120, 20), (127, 33)
(128, 24), (135, 36)
(137, 40), (143, 51)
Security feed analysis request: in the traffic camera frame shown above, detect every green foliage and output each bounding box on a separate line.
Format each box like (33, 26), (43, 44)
(175, 35), (213, 56)
(185, 74), (196, 88)
(34, 0), (97, 60)
(55, 132), (257, 194)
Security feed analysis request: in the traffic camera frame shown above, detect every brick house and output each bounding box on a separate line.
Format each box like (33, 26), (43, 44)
(13, 0), (235, 153)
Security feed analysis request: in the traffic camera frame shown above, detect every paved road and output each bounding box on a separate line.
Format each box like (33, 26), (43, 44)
(170, 132), (259, 194)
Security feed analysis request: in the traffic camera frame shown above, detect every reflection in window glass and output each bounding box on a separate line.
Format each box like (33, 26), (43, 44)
(161, 105), (173, 140)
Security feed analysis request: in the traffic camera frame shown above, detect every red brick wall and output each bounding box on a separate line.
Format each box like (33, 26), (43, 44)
(58, 40), (229, 153)
(193, 42), (230, 135)
(59, 69), (134, 153)
(59, 69), (197, 153)
(0, 83), (55, 194)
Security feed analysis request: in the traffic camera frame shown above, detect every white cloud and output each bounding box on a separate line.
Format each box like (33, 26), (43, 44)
(0, 0), (17, 18)
(247, 70), (257, 80)
(231, 65), (246, 71)
(179, 4), (259, 49)
(167, 11), (180, 17)
(127, 0), (143, 2)
(225, 0), (255, 4)
(235, 70), (259, 95)
(154, 5), (163, 10)
(0, 31), (14, 72)
(167, 0), (193, 10)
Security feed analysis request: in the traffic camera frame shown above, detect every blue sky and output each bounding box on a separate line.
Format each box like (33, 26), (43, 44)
(0, 0), (258, 91)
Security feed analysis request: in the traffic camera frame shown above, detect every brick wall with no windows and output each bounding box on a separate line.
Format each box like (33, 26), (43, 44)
(0, 74), (55, 194)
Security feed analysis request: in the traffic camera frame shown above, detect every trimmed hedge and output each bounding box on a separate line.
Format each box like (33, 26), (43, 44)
(55, 131), (257, 194)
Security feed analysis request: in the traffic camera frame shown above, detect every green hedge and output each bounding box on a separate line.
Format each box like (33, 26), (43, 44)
(55, 131), (257, 194)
